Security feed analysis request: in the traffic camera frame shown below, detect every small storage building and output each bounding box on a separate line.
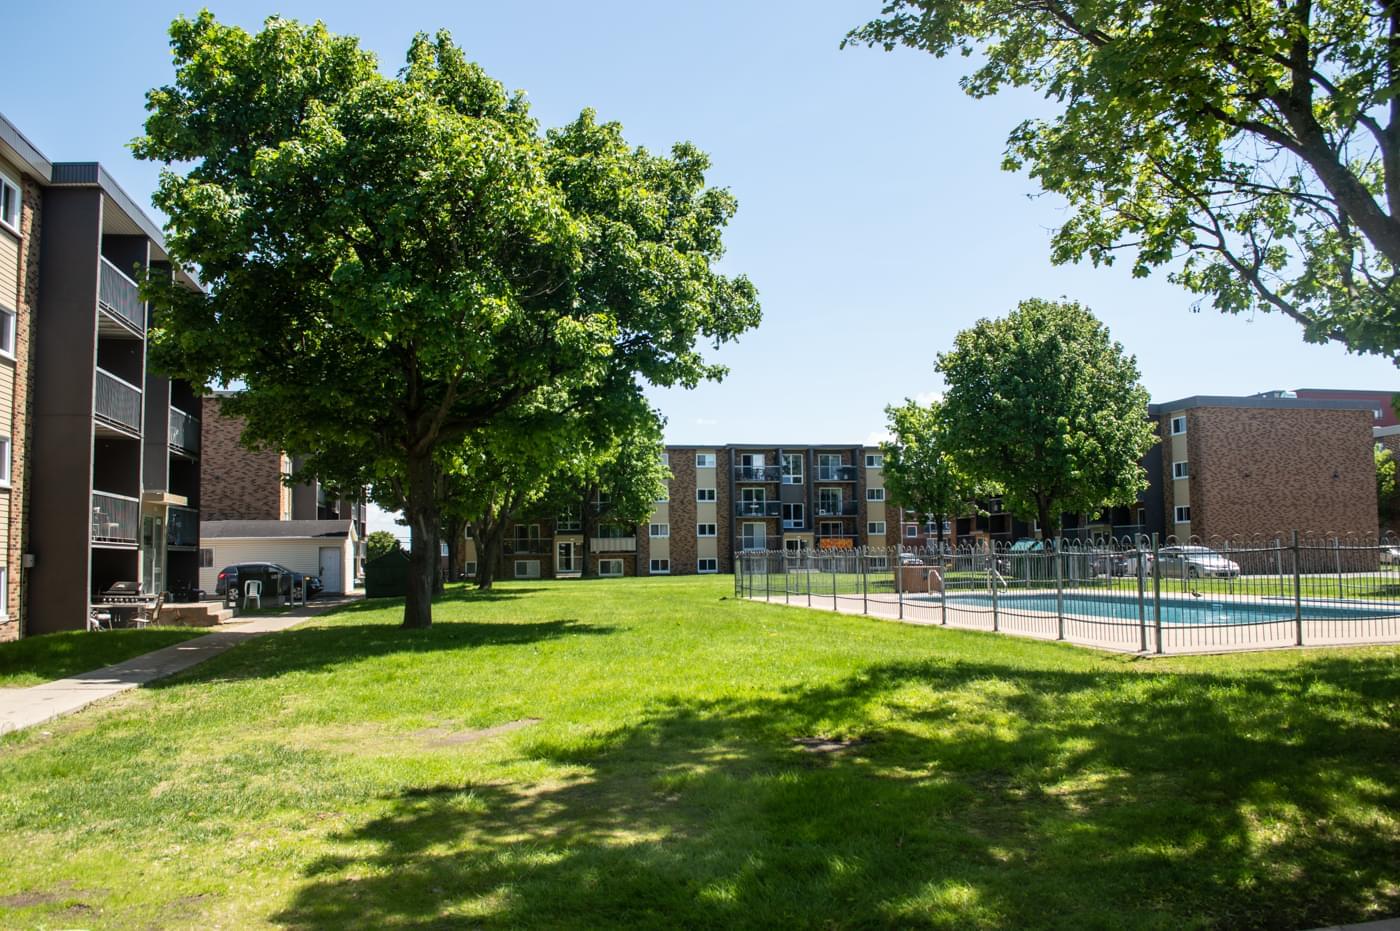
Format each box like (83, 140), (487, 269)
(199, 519), (362, 594)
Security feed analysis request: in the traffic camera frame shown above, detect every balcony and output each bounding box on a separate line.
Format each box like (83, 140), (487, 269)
(816, 534), (860, 550)
(815, 500), (860, 517)
(590, 536), (637, 552)
(167, 505), (199, 549)
(98, 256), (145, 334)
(504, 538), (552, 555)
(91, 491), (140, 545)
(169, 406), (200, 455)
(734, 500), (781, 517)
(734, 465), (781, 482)
(94, 368), (142, 434)
(815, 464), (858, 482)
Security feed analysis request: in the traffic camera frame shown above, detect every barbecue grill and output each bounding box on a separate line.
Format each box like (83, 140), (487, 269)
(100, 581), (145, 604)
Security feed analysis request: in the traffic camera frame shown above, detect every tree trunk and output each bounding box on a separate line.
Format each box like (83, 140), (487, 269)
(1036, 496), (1060, 545)
(444, 517), (464, 583)
(580, 488), (598, 579)
(473, 520), (505, 591)
(403, 449), (439, 629)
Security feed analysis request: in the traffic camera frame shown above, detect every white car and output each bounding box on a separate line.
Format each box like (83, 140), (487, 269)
(1156, 545), (1241, 579)
(1380, 546), (1400, 565)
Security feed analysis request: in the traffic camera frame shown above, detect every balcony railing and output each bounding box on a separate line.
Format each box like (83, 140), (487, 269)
(782, 518), (805, 530)
(815, 500), (860, 517)
(169, 406), (200, 455)
(815, 464), (858, 482)
(98, 256), (145, 332)
(734, 465), (781, 482)
(167, 505), (199, 548)
(92, 491), (140, 545)
(739, 538), (771, 552)
(95, 368), (142, 433)
(504, 539), (552, 555)
(590, 536), (637, 552)
(735, 500), (781, 517)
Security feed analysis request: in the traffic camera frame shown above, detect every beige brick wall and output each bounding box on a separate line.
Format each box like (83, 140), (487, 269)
(199, 400), (284, 522)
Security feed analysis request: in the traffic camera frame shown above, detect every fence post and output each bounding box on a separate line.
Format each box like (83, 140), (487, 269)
(765, 551), (771, 602)
(1292, 529), (1304, 646)
(1334, 537), (1343, 599)
(861, 547), (869, 614)
(784, 550), (790, 605)
(1275, 539), (1284, 598)
(735, 556), (741, 598)
(940, 547), (948, 626)
(1054, 538), (1065, 641)
(1136, 537), (1148, 653)
(806, 548), (812, 607)
(832, 550), (838, 610)
(897, 545), (905, 620)
(1152, 533), (1163, 654)
(991, 546), (999, 632)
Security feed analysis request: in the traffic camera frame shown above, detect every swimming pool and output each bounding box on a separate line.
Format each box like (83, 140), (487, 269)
(946, 591), (1400, 625)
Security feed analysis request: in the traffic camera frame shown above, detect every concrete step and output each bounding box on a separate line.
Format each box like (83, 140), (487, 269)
(159, 601), (236, 627)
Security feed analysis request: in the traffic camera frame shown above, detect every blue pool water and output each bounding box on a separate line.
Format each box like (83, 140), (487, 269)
(947, 592), (1400, 625)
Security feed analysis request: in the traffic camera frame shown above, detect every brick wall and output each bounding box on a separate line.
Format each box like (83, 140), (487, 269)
(668, 448), (698, 574)
(1185, 406), (1378, 539)
(199, 400), (284, 522)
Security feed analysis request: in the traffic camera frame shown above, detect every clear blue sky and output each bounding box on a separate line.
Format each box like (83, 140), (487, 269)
(11, 0), (1396, 454)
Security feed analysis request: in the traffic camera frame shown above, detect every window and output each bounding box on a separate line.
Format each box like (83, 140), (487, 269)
(866, 488), (885, 502)
(440, 541), (449, 557)
(0, 568), (7, 618)
(740, 522), (767, 550)
(817, 487), (843, 515)
(818, 521), (844, 537)
(782, 453), (804, 484)
(696, 488), (716, 502)
(697, 523), (717, 537)
(740, 487), (766, 502)
(0, 171), (20, 235)
(515, 560), (541, 579)
(782, 502), (804, 529)
(905, 524), (918, 538)
(556, 512), (581, 533)
(0, 436), (11, 487)
(1170, 415), (1187, 435)
(649, 523), (669, 538)
(697, 558), (718, 573)
(649, 559), (670, 574)
(660, 452), (670, 466)
(865, 453), (883, 468)
(1174, 506), (1191, 524)
(598, 558), (624, 577)
(1172, 461), (1189, 480)
(199, 548), (214, 568)
(868, 556), (888, 570)
(817, 453), (842, 480)
(656, 483), (669, 503)
(595, 523), (630, 539)
(464, 561), (477, 577)
(696, 453), (716, 468)
(868, 521), (886, 535)
(0, 305), (14, 359)
(739, 452), (765, 468)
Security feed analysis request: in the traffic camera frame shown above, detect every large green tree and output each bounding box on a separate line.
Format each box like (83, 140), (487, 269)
(936, 299), (1158, 540)
(137, 15), (759, 627)
(849, 0), (1400, 361)
(880, 398), (982, 551)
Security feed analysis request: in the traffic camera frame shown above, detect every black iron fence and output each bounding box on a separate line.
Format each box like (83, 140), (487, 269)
(733, 533), (1400, 655)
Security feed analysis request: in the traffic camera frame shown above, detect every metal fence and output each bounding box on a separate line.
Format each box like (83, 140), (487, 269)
(733, 533), (1400, 655)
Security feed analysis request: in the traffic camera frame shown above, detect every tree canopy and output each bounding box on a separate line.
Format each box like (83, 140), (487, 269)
(136, 14), (759, 626)
(936, 298), (1158, 539)
(849, 0), (1400, 363)
(365, 531), (403, 561)
(880, 398), (982, 548)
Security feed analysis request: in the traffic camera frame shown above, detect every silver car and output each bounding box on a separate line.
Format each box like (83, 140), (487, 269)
(1157, 545), (1241, 579)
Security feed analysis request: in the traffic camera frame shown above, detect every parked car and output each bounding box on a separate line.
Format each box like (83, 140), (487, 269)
(898, 552), (925, 566)
(1091, 553), (1131, 577)
(1155, 545), (1242, 579)
(216, 563), (313, 600)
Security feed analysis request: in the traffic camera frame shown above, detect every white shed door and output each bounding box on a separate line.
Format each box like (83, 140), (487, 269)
(319, 546), (343, 593)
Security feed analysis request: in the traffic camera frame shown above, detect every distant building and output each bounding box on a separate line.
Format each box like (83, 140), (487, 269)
(1258, 388), (1399, 427)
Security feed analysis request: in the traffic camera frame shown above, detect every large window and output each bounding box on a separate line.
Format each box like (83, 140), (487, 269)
(866, 487), (885, 502)
(696, 488), (716, 502)
(1172, 461), (1189, 480)
(697, 558), (718, 573)
(556, 511), (581, 533)
(740, 522), (767, 550)
(782, 453), (804, 484)
(817, 487), (843, 515)
(695, 453), (716, 468)
(782, 502), (804, 530)
(817, 453), (842, 481)
(697, 523), (717, 537)
(598, 559), (624, 577)
(649, 559), (670, 574)
(1170, 415), (1187, 435)
(0, 171), (20, 235)
(649, 523), (669, 538)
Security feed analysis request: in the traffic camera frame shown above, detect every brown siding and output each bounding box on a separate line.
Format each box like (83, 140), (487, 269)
(199, 400), (284, 522)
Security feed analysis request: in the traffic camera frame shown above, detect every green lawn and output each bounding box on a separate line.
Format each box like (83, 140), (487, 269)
(0, 627), (209, 688)
(0, 577), (1396, 928)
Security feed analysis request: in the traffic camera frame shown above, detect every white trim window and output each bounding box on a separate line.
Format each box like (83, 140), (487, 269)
(1172, 460), (1189, 480)
(866, 487), (885, 502)
(695, 453), (716, 468)
(782, 502), (804, 530)
(649, 523), (669, 538)
(0, 435), (11, 488)
(697, 558), (718, 573)
(0, 305), (15, 360)
(868, 521), (886, 535)
(905, 524), (918, 538)
(649, 558), (670, 574)
(598, 558), (624, 577)
(1174, 506), (1191, 524)
(1170, 415), (1187, 435)
(464, 561), (478, 577)
(0, 567), (7, 618)
(697, 523), (717, 537)
(0, 171), (20, 236)
(514, 559), (541, 579)
(782, 453), (804, 484)
(865, 453), (883, 468)
(696, 488), (716, 502)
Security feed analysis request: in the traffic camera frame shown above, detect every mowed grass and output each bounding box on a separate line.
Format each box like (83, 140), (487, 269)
(0, 577), (1397, 929)
(0, 627), (209, 688)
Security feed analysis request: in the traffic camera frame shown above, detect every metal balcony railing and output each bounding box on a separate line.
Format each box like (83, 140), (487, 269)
(782, 518), (805, 530)
(169, 406), (200, 455)
(734, 465), (782, 482)
(815, 464), (858, 482)
(735, 500), (781, 517)
(98, 256), (145, 332)
(91, 491), (140, 545)
(815, 500), (859, 517)
(590, 536), (637, 552)
(167, 505), (200, 548)
(94, 368), (142, 432)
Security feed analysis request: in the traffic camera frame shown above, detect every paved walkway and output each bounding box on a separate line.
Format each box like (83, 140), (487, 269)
(0, 595), (360, 736)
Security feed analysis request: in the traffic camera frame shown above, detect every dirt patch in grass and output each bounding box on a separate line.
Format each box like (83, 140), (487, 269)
(417, 718), (542, 747)
(0, 880), (104, 908)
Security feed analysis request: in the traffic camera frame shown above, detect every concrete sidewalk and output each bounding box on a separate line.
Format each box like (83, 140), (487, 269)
(0, 595), (360, 736)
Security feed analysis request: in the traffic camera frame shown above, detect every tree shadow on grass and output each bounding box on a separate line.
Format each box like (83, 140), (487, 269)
(334, 586), (551, 614)
(271, 655), (1400, 929)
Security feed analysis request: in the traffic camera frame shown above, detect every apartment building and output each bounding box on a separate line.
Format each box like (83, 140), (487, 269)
(199, 395), (369, 583)
(0, 114), (207, 635)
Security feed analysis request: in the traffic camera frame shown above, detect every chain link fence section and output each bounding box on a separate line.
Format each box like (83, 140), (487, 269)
(733, 532), (1400, 655)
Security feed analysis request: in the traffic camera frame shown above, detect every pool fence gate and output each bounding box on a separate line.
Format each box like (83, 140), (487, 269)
(732, 532), (1400, 655)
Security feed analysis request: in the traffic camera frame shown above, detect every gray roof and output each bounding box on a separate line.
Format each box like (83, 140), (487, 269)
(1148, 395), (1377, 415)
(200, 519), (353, 540)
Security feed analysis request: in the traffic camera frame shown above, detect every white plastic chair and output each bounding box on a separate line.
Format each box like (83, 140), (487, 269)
(243, 580), (262, 610)
(88, 607), (113, 632)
